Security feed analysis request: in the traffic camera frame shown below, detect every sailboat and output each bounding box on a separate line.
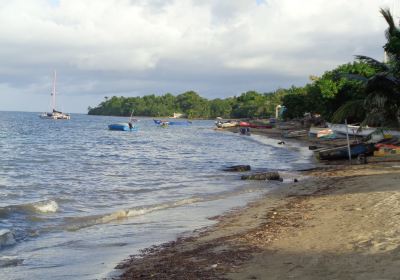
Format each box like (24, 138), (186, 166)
(40, 70), (71, 120)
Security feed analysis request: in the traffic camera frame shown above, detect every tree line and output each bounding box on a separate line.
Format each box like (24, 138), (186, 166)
(88, 8), (400, 128)
(87, 90), (285, 119)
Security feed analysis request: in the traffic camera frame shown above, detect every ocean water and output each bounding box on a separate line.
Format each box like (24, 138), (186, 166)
(0, 111), (313, 279)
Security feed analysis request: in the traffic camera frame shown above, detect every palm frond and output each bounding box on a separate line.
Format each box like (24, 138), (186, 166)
(340, 73), (368, 82)
(355, 55), (389, 71)
(365, 73), (399, 94)
(381, 8), (396, 37)
(365, 92), (387, 108)
(332, 99), (365, 123)
(360, 112), (383, 127)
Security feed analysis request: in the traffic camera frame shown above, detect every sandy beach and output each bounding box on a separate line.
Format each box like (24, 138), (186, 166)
(116, 128), (400, 280)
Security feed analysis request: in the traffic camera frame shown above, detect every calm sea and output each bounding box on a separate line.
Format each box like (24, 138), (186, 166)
(0, 111), (313, 279)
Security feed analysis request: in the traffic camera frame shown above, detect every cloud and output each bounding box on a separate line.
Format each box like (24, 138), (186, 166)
(0, 0), (394, 112)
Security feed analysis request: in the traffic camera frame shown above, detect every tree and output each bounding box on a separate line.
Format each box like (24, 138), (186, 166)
(209, 98), (232, 118)
(176, 91), (210, 118)
(333, 8), (400, 128)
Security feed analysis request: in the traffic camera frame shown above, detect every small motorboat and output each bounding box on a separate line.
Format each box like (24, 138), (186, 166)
(215, 120), (238, 128)
(327, 123), (376, 137)
(108, 123), (138, 131)
(153, 119), (191, 126)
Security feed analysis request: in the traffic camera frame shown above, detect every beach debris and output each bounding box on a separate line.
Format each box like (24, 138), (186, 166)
(294, 178), (298, 183)
(278, 141), (285, 145)
(223, 165), (251, 172)
(241, 172), (281, 181)
(283, 130), (308, 138)
(308, 145), (320, 150)
(357, 154), (367, 164)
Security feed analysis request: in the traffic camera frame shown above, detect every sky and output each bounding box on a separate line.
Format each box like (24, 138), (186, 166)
(0, 0), (397, 113)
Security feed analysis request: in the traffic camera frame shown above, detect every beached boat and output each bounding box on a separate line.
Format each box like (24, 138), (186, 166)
(239, 121), (251, 127)
(108, 123), (138, 131)
(327, 123), (376, 137)
(316, 143), (375, 160)
(248, 124), (273, 129)
(39, 70), (71, 120)
(239, 121), (273, 129)
(309, 127), (336, 139)
(215, 120), (238, 128)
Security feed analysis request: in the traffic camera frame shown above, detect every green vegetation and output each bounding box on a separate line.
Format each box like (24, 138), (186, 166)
(332, 8), (400, 128)
(88, 89), (285, 119)
(89, 8), (400, 128)
(88, 62), (377, 121)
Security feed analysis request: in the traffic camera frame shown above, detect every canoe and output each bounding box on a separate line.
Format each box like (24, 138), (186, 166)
(248, 124), (273, 129)
(317, 143), (375, 160)
(108, 123), (138, 131)
(239, 121), (250, 127)
(238, 122), (272, 129)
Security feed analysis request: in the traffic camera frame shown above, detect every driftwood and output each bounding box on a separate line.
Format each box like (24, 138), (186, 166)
(223, 165), (251, 172)
(241, 172), (281, 181)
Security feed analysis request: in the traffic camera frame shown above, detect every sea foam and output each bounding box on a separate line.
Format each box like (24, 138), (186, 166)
(0, 256), (23, 267)
(32, 200), (59, 213)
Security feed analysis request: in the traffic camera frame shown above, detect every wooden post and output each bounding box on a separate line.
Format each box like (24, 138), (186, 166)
(345, 119), (351, 164)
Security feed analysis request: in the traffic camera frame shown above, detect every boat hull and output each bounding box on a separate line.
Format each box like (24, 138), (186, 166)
(108, 123), (138, 131)
(39, 113), (71, 120)
(317, 143), (375, 160)
(327, 123), (376, 137)
(215, 120), (238, 128)
(238, 122), (272, 129)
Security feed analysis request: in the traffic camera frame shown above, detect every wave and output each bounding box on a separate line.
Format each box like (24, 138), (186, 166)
(32, 200), (59, 213)
(62, 188), (265, 231)
(64, 197), (203, 231)
(0, 200), (59, 217)
(0, 256), (23, 267)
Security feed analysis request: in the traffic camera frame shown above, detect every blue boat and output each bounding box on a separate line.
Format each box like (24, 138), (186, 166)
(108, 123), (138, 131)
(153, 119), (192, 126)
(317, 143), (374, 160)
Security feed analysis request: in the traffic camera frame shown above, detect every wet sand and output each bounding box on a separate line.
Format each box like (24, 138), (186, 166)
(116, 128), (400, 279)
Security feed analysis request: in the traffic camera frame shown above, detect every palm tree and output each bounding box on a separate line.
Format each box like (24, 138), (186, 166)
(333, 8), (400, 128)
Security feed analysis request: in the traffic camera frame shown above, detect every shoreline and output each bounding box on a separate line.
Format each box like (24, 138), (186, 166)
(115, 127), (400, 279)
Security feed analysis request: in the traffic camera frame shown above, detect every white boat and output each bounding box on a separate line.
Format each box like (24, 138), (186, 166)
(40, 70), (70, 120)
(215, 120), (238, 128)
(327, 123), (375, 137)
(309, 127), (336, 138)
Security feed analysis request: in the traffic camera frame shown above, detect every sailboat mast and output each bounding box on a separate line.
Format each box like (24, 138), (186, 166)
(52, 70), (57, 111)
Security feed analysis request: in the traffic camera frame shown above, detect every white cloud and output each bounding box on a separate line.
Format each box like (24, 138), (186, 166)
(0, 0), (394, 112)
